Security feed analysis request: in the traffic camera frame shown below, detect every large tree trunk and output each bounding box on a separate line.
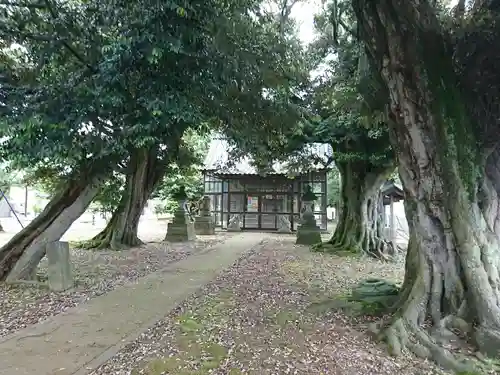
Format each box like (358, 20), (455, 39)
(354, 0), (500, 370)
(316, 160), (395, 259)
(81, 147), (166, 250)
(0, 171), (104, 281)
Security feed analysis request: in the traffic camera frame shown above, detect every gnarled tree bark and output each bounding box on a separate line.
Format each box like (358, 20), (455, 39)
(0, 169), (104, 281)
(81, 147), (166, 250)
(354, 0), (500, 371)
(316, 160), (395, 259)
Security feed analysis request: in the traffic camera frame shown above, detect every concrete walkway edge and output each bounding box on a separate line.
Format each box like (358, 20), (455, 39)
(0, 233), (266, 375)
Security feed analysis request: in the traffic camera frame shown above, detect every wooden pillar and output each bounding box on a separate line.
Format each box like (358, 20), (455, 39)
(389, 196), (395, 242)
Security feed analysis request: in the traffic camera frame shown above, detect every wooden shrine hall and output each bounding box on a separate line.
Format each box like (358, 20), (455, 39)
(202, 137), (332, 232)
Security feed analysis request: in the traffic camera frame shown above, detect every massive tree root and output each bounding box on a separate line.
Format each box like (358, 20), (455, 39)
(0, 170), (104, 281)
(353, 0), (500, 371)
(372, 213), (500, 372)
(314, 161), (395, 260)
(79, 147), (166, 250)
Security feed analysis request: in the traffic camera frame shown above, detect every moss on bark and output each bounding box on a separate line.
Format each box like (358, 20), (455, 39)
(353, 0), (500, 371)
(314, 160), (395, 259)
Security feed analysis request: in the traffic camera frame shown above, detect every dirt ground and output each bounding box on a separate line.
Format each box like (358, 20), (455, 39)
(91, 234), (448, 375)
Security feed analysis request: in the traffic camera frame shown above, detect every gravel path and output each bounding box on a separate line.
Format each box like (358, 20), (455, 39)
(91, 235), (447, 375)
(0, 234), (230, 338)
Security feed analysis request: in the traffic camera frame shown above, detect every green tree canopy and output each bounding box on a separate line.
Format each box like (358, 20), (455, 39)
(0, 0), (310, 275)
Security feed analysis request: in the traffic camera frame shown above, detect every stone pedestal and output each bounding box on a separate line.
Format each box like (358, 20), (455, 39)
(194, 196), (215, 235)
(165, 200), (196, 242)
(296, 201), (321, 245)
(46, 241), (74, 292)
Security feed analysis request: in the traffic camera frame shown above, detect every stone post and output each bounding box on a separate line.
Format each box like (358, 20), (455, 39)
(46, 241), (74, 292)
(165, 199), (196, 242)
(296, 199), (322, 245)
(194, 196), (215, 235)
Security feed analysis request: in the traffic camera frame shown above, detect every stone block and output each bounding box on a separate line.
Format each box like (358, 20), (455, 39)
(295, 227), (322, 245)
(187, 221), (196, 239)
(296, 208), (322, 245)
(46, 241), (74, 292)
(165, 222), (196, 242)
(194, 216), (215, 235)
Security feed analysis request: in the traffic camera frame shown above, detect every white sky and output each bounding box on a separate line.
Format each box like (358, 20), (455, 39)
(291, 0), (460, 45)
(290, 0), (322, 45)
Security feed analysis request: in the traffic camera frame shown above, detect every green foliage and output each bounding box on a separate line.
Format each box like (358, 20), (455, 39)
(152, 130), (208, 214)
(0, 163), (22, 193)
(153, 200), (176, 216)
(219, 2), (314, 168)
(302, 185), (318, 201)
(156, 164), (204, 205)
(327, 168), (341, 206)
(0, 0), (306, 190)
(22, 166), (66, 196)
(307, 1), (392, 166)
(32, 204), (42, 215)
(88, 175), (125, 216)
(310, 81), (392, 167)
(220, 0), (394, 175)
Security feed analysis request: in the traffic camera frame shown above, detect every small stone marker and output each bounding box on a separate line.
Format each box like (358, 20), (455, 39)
(46, 241), (74, 292)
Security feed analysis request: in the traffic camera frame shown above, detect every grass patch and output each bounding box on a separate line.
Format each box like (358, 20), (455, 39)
(311, 242), (361, 258)
(67, 241), (81, 249)
(331, 249), (361, 258)
(177, 314), (203, 333)
(136, 346), (229, 375)
(134, 308), (233, 374)
(264, 308), (301, 327)
(306, 295), (365, 317)
(306, 287), (397, 318)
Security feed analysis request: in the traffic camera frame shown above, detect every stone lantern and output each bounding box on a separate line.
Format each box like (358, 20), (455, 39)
(165, 185), (196, 242)
(296, 185), (322, 245)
